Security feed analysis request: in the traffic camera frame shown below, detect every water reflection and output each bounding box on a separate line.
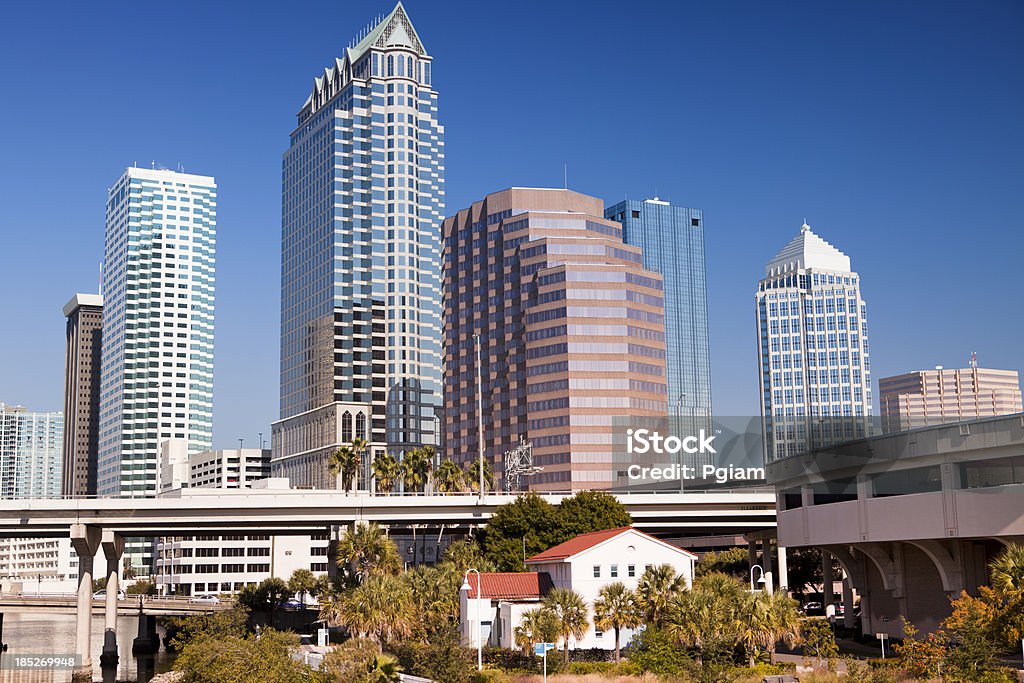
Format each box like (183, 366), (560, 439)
(0, 611), (172, 682)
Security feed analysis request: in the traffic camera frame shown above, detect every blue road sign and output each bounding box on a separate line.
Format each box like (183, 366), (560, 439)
(534, 642), (556, 656)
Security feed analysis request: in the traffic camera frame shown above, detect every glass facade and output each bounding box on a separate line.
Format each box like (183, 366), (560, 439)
(756, 225), (872, 461)
(97, 167), (217, 498)
(605, 199), (712, 420)
(274, 3), (443, 483)
(0, 404), (63, 499)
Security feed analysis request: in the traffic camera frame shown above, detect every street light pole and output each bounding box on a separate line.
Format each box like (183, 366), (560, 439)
(474, 333), (485, 502)
(462, 568), (483, 670)
(750, 564), (766, 592)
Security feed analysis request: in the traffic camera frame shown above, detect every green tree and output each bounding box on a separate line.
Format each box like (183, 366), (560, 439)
(557, 490), (632, 538)
(322, 573), (413, 643)
(336, 522), (402, 583)
(372, 451), (400, 494)
(329, 444), (360, 493)
(126, 579), (156, 595)
(389, 624), (474, 683)
(665, 572), (743, 668)
(801, 618), (839, 671)
(433, 458), (465, 493)
(406, 564), (463, 635)
(736, 589), (802, 666)
(288, 568), (317, 608)
(593, 581), (640, 662)
(438, 538), (495, 573)
(990, 542), (1024, 595)
(696, 546), (748, 579)
(477, 492), (564, 571)
(237, 577), (290, 629)
(514, 606), (560, 655)
(636, 563), (688, 627)
(320, 637), (381, 682)
(175, 628), (316, 683)
(542, 587), (589, 666)
(462, 457), (494, 493)
(168, 605), (250, 653)
(400, 447), (432, 493)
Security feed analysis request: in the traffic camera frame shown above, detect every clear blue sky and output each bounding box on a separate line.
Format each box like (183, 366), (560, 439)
(1, 1), (1021, 449)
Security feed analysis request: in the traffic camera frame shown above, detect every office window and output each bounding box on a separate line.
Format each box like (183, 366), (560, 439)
(610, 564), (618, 578)
(593, 565), (600, 578)
(628, 564), (636, 578)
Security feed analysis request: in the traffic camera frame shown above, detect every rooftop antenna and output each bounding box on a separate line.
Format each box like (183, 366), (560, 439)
(970, 351), (978, 369)
(563, 162), (568, 189)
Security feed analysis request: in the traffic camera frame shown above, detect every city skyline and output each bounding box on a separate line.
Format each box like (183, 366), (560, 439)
(1, 1), (1022, 450)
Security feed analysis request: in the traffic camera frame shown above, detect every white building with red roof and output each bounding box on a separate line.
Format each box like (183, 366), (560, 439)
(459, 526), (696, 652)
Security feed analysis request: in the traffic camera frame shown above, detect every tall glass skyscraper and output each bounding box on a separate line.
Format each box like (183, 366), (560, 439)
(755, 223), (872, 462)
(605, 199), (711, 420)
(0, 403), (63, 499)
(272, 2), (444, 488)
(97, 167), (217, 497)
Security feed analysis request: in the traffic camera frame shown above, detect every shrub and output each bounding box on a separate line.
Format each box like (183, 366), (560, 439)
(622, 625), (691, 676)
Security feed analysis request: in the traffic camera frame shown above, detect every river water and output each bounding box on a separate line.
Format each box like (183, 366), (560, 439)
(0, 612), (173, 683)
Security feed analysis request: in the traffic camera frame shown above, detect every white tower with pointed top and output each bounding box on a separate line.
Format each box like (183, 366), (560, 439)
(755, 223), (872, 461)
(273, 3), (444, 487)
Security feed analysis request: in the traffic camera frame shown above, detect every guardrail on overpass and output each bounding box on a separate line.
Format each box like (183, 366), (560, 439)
(0, 488), (776, 538)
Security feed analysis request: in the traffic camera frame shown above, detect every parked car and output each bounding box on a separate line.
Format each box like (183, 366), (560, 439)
(188, 593), (221, 605)
(801, 601), (824, 615)
(282, 598), (303, 609)
(93, 589), (127, 600)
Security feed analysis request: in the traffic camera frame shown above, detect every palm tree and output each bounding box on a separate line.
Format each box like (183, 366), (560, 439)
(372, 451), (400, 494)
(543, 588), (589, 666)
(328, 444), (360, 493)
(593, 582), (641, 662)
(321, 573), (413, 643)
(350, 436), (370, 491)
(514, 606), (560, 655)
(667, 577), (741, 667)
(636, 563), (687, 626)
(400, 447), (432, 493)
(433, 459), (465, 493)
(368, 652), (402, 682)
(463, 457), (494, 493)
(991, 542), (1024, 595)
(336, 522), (402, 582)
(287, 568), (316, 608)
(737, 589), (802, 666)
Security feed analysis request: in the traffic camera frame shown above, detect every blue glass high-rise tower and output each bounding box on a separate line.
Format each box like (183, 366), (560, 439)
(606, 199), (712, 420)
(272, 3), (444, 488)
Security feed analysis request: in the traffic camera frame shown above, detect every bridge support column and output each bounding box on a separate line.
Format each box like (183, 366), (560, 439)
(822, 550), (835, 608)
(70, 524), (101, 683)
(777, 545), (789, 593)
(100, 530), (125, 669)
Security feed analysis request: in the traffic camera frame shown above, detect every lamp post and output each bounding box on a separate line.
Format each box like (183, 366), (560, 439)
(461, 569), (483, 670)
(750, 564), (766, 593)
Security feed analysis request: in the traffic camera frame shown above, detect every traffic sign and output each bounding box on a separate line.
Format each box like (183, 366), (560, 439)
(533, 642), (555, 656)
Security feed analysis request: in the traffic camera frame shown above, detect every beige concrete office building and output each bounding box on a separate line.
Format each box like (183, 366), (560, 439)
(443, 188), (669, 491)
(62, 293), (103, 497)
(879, 366), (1022, 433)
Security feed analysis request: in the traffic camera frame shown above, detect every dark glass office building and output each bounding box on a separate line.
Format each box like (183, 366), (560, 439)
(605, 199), (711, 420)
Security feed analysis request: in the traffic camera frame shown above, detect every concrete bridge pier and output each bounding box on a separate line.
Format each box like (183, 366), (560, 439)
(132, 613), (160, 655)
(100, 530), (125, 669)
(70, 524), (101, 683)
